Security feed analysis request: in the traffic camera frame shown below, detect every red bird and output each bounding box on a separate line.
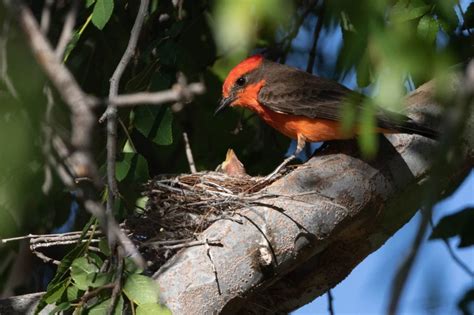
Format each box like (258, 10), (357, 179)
(215, 55), (437, 177)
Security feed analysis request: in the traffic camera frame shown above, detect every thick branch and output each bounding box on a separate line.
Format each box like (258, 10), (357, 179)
(152, 79), (473, 314)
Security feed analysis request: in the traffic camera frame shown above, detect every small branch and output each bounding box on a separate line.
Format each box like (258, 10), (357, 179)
(104, 0), (149, 253)
(79, 283), (115, 304)
(327, 290), (334, 315)
(41, 86), (54, 194)
(0, 16), (18, 98)
(108, 82), (205, 106)
(107, 253), (124, 315)
(54, 0), (80, 60)
(183, 132), (197, 173)
(146, 239), (221, 250)
(388, 206), (432, 315)
(33, 251), (60, 265)
(279, 0), (318, 64)
(429, 217), (474, 278)
(306, 1), (325, 74)
(40, 0), (54, 34)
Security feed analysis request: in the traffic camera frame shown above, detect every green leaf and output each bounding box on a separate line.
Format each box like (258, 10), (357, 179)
(430, 207), (474, 247)
(124, 257), (144, 275)
(92, 0), (114, 30)
(153, 107), (173, 145)
(115, 153), (149, 182)
(35, 243), (88, 313)
(122, 140), (136, 153)
(66, 285), (80, 301)
(116, 153), (134, 181)
(134, 107), (174, 146)
(136, 303), (172, 315)
(356, 53), (372, 88)
(43, 280), (68, 304)
(390, 0), (431, 23)
(48, 302), (71, 314)
(98, 238), (111, 256)
(70, 257), (110, 290)
(86, 0), (96, 8)
(88, 295), (124, 315)
(357, 101), (377, 158)
(123, 274), (159, 305)
(417, 15), (439, 44)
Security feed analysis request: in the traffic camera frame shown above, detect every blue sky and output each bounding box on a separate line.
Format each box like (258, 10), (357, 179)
(284, 2), (474, 314)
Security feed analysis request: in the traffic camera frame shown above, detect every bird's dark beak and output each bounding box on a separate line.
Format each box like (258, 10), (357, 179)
(214, 96), (235, 116)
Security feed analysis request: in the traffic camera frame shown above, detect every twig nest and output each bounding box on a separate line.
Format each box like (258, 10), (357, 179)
(126, 171), (269, 273)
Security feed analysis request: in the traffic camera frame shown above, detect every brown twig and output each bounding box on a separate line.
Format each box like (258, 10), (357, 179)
(388, 206), (432, 315)
(429, 216), (474, 278)
(279, 0), (318, 64)
(40, 0), (54, 34)
(103, 0), (149, 256)
(306, 1), (325, 74)
(107, 253), (124, 315)
(0, 16), (18, 98)
(183, 132), (197, 173)
(327, 289), (334, 315)
(54, 0), (80, 60)
(109, 82), (205, 106)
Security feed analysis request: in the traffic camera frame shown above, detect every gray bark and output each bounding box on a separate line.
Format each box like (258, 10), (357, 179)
(153, 80), (473, 314)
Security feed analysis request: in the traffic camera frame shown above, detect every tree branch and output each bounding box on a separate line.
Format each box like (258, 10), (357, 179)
(151, 77), (472, 314)
(306, 1), (325, 73)
(103, 0), (148, 253)
(8, 1), (144, 267)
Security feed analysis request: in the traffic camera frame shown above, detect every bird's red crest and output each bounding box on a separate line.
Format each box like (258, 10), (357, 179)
(222, 55), (264, 98)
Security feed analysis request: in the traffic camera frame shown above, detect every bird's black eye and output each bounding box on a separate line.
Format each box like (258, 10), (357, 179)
(236, 77), (246, 86)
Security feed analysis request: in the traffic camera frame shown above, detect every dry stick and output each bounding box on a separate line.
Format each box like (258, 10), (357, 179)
(103, 0), (149, 254)
(54, 0), (80, 60)
(107, 251), (124, 315)
(40, 0), (54, 34)
(41, 86), (54, 194)
(306, 1), (325, 74)
(183, 132), (197, 173)
(327, 289), (334, 315)
(280, 0), (317, 64)
(12, 3), (144, 267)
(109, 82), (205, 106)
(388, 207), (432, 315)
(0, 16), (18, 98)
(429, 217), (474, 278)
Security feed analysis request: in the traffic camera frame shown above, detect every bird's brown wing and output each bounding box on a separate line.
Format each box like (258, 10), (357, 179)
(257, 62), (438, 139)
(257, 64), (359, 121)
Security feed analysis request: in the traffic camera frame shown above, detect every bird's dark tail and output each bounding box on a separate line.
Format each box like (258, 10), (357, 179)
(393, 119), (439, 139)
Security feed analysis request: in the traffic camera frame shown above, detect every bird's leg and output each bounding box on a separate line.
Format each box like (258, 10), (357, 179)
(263, 134), (306, 181)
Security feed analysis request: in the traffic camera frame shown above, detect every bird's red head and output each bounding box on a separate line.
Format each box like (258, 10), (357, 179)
(215, 55), (265, 115)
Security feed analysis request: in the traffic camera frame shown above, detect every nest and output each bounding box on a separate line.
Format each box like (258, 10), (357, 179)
(126, 171), (270, 273)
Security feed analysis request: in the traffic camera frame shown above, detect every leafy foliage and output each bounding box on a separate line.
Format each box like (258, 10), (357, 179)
(430, 207), (474, 248)
(0, 0), (472, 313)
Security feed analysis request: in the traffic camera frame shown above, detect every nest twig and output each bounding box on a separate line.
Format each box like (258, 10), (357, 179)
(126, 171), (272, 272)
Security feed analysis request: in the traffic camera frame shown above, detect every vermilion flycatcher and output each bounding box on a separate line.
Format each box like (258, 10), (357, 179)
(215, 55), (437, 177)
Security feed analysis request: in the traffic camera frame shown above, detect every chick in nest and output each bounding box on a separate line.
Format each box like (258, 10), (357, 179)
(215, 149), (247, 177)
